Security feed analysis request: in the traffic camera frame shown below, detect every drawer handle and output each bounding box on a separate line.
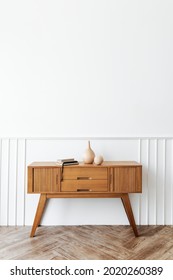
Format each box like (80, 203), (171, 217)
(77, 189), (91, 192)
(77, 177), (92, 180)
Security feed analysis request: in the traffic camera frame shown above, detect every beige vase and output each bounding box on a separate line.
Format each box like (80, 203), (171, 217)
(83, 141), (95, 164)
(94, 155), (104, 165)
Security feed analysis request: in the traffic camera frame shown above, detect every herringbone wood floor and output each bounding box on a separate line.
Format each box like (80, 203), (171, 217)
(0, 226), (173, 260)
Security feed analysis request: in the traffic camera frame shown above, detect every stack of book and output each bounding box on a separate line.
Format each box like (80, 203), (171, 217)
(56, 158), (79, 166)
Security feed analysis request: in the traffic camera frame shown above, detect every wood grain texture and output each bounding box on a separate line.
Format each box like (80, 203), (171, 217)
(114, 167), (142, 193)
(28, 162), (142, 194)
(61, 180), (108, 192)
(0, 226), (173, 260)
(31, 193), (138, 237)
(27, 167), (33, 193)
(30, 194), (47, 237)
(108, 167), (114, 192)
(29, 161), (142, 167)
(33, 168), (60, 193)
(63, 167), (108, 179)
(28, 162), (142, 237)
(121, 194), (139, 237)
(136, 166), (142, 192)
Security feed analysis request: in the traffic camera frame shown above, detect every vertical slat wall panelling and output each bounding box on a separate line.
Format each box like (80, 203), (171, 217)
(163, 139), (166, 225)
(138, 138), (141, 225)
(140, 139), (149, 225)
(165, 139), (172, 225)
(128, 139), (141, 225)
(0, 139), (2, 225)
(147, 139), (150, 225)
(156, 139), (165, 225)
(172, 139), (173, 225)
(23, 139), (27, 226)
(155, 139), (159, 225)
(25, 138), (43, 225)
(15, 139), (18, 226)
(16, 139), (26, 225)
(8, 139), (17, 225)
(1, 137), (173, 226)
(0, 139), (9, 225)
(148, 139), (157, 225)
(7, 140), (10, 226)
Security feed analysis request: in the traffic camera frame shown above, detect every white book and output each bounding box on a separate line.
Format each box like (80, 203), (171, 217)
(56, 160), (79, 166)
(57, 158), (74, 163)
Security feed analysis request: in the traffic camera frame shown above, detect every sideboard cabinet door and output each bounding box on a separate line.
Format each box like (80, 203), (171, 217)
(114, 167), (142, 193)
(28, 167), (60, 193)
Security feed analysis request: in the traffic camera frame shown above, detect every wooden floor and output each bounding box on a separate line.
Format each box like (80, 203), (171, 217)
(0, 225), (173, 260)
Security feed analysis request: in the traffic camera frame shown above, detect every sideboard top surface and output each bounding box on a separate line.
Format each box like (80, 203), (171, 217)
(28, 161), (142, 168)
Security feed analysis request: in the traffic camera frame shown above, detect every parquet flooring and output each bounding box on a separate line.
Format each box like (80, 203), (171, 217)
(0, 225), (173, 260)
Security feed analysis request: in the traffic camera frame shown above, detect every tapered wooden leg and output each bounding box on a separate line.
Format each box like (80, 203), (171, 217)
(121, 194), (139, 237)
(30, 194), (47, 237)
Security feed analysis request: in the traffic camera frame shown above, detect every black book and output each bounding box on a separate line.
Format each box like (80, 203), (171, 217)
(63, 161), (79, 166)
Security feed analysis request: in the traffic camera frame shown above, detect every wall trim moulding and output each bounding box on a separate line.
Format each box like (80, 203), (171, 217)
(0, 137), (173, 226)
(1, 136), (173, 140)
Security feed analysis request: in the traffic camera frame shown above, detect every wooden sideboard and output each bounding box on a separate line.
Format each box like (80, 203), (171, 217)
(28, 161), (142, 237)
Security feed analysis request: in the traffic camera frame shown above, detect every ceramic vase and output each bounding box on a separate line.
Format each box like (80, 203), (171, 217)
(94, 155), (104, 165)
(83, 141), (95, 164)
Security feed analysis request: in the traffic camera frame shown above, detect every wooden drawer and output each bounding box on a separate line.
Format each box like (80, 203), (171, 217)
(62, 167), (108, 180)
(61, 180), (108, 192)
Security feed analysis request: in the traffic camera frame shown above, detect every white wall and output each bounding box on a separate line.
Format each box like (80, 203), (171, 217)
(0, 1), (173, 226)
(0, 0), (173, 137)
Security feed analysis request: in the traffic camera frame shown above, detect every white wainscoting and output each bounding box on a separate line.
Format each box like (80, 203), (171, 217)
(0, 137), (173, 226)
